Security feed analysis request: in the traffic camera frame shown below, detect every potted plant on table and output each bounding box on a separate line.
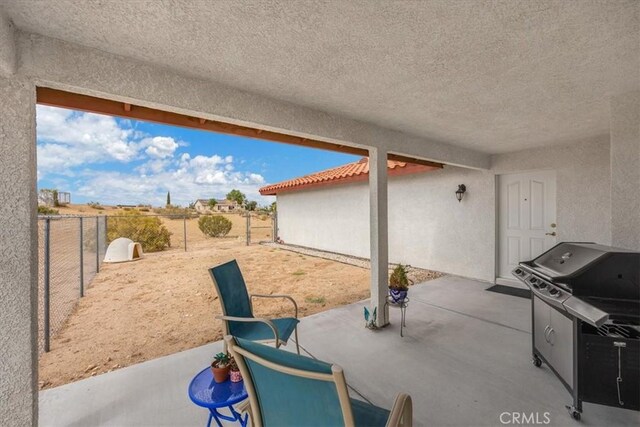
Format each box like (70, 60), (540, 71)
(229, 358), (243, 383)
(211, 352), (231, 383)
(389, 264), (412, 303)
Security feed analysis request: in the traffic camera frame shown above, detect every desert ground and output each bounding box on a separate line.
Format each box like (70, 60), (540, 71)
(39, 205), (374, 389)
(39, 204), (440, 390)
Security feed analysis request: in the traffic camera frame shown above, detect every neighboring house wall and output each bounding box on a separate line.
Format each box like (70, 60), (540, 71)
(194, 201), (209, 213)
(214, 203), (237, 212)
(276, 137), (612, 282)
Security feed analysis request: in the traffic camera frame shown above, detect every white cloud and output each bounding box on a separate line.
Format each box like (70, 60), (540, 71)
(141, 136), (178, 159)
(37, 106), (268, 205)
(37, 106), (140, 173)
(76, 154), (267, 206)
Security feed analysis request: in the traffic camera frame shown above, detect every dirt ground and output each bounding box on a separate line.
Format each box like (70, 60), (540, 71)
(39, 204), (442, 390)
(38, 237), (373, 389)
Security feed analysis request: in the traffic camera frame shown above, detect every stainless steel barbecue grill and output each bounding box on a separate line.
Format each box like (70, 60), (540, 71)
(512, 242), (639, 420)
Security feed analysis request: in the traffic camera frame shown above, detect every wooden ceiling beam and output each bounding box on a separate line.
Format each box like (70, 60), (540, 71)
(36, 87), (443, 168)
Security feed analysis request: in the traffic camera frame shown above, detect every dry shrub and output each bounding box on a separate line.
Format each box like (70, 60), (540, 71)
(198, 215), (233, 237)
(107, 212), (171, 252)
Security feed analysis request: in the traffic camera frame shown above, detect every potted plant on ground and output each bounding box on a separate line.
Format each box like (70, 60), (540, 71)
(211, 352), (231, 383)
(389, 264), (412, 303)
(229, 358), (242, 383)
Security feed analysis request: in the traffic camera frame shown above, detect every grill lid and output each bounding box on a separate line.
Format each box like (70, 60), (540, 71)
(532, 242), (636, 279)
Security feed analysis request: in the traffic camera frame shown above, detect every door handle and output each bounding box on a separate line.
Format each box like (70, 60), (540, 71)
(545, 232), (556, 236)
(544, 325), (551, 342)
(548, 328), (555, 345)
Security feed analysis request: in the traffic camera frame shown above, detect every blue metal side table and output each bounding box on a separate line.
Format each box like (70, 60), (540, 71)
(188, 367), (249, 427)
(385, 295), (409, 337)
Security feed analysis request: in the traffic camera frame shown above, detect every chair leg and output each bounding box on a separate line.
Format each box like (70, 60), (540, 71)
(294, 326), (300, 355)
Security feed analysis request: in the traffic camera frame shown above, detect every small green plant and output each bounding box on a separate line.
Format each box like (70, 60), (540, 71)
(37, 205), (59, 215)
(198, 215), (233, 237)
(305, 296), (326, 305)
(211, 352), (230, 368)
(292, 270), (306, 276)
(87, 201), (102, 209)
(389, 264), (411, 291)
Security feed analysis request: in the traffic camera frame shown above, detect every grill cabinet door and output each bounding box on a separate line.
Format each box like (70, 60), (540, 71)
(534, 296), (552, 362)
(549, 309), (574, 388)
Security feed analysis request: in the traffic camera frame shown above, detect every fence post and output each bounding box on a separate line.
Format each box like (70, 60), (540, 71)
(96, 216), (100, 273)
(79, 217), (84, 297)
(183, 214), (187, 252)
(43, 218), (51, 353)
(246, 214), (250, 246)
(273, 212), (278, 242)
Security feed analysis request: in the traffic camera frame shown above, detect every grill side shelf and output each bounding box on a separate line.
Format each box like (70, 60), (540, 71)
(563, 296), (609, 327)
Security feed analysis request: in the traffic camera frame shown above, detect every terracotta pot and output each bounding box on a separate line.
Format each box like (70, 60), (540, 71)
(230, 369), (242, 383)
(211, 365), (230, 383)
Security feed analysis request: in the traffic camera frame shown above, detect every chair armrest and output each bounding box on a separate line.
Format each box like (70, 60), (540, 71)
(250, 294), (298, 318)
(215, 315), (280, 345)
(386, 393), (412, 427)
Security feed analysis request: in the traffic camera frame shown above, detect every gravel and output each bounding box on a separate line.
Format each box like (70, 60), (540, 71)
(262, 242), (445, 285)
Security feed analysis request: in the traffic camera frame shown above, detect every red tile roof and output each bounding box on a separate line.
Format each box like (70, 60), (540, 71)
(259, 157), (441, 195)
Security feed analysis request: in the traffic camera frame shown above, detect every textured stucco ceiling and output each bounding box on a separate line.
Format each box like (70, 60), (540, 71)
(3, 0), (638, 154)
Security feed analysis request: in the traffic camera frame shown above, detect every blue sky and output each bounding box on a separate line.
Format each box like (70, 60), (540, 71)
(36, 106), (359, 206)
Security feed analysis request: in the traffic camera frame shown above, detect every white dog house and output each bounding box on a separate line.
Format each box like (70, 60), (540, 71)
(104, 238), (143, 263)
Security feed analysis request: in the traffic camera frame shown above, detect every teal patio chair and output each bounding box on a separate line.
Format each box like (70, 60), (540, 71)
(225, 336), (412, 427)
(209, 260), (300, 354)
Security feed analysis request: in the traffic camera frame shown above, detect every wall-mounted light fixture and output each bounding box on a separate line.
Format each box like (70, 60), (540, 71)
(455, 184), (466, 202)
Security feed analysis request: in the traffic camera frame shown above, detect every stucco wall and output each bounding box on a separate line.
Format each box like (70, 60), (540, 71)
(491, 136), (612, 246)
(610, 91), (640, 250)
(276, 137), (612, 282)
(278, 183), (371, 258)
(0, 77), (38, 426)
(16, 32), (489, 170)
(277, 166), (495, 282)
(0, 11), (16, 76)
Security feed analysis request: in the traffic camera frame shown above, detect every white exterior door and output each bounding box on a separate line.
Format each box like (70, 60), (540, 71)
(498, 171), (557, 281)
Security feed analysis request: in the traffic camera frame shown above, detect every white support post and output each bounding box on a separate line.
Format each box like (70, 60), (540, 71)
(369, 148), (389, 327)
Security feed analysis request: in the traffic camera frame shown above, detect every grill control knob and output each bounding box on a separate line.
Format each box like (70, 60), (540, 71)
(538, 282), (547, 289)
(530, 277), (538, 284)
(549, 288), (559, 297)
(515, 269), (522, 275)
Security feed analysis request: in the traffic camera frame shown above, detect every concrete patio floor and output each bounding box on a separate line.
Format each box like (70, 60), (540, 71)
(39, 276), (640, 426)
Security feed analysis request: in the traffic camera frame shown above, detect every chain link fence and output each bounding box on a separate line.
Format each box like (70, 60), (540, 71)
(38, 212), (275, 353)
(38, 216), (107, 353)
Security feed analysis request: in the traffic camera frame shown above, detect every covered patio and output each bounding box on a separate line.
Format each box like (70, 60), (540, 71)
(1, 2), (639, 426)
(39, 276), (638, 426)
